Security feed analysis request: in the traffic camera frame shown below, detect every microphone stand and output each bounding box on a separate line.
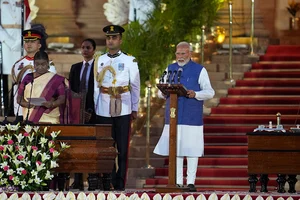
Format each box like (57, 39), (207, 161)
(166, 71), (172, 84)
(1, 83), (16, 125)
(0, 41), (4, 117)
(25, 79), (34, 124)
(171, 70), (177, 84)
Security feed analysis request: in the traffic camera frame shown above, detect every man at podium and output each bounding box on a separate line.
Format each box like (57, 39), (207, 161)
(154, 41), (215, 192)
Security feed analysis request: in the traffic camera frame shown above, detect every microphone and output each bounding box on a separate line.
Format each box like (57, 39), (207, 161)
(171, 70), (177, 84)
(177, 68), (183, 84)
(25, 77), (34, 124)
(166, 70), (172, 84)
(1, 83), (16, 125)
(159, 71), (167, 83)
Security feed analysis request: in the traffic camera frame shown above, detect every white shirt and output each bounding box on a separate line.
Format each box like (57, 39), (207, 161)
(94, 52), (140, 117)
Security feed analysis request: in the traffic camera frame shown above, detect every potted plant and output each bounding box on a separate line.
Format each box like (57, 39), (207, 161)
(0, 124), (70, 191)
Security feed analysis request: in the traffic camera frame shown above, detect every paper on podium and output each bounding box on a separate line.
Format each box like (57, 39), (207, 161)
(29, 97), (46, 106)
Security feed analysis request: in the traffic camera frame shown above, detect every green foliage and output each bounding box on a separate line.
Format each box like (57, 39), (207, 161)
(121, 0), (224, 92)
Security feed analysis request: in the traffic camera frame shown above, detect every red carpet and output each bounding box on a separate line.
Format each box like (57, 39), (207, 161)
(144, 45), (300, 193)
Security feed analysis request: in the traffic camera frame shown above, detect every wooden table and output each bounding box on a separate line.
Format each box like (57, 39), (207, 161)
(247, 131), (300, 193)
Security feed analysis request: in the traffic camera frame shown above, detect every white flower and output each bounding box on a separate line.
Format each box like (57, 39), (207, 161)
(53, 151), (60, 158)
(50, 160), (59, 168)
(45, 170), (54, 180)
(0, 178), (8, 185)
(60, 142), (70, 149)
(17, 167), (25, 175)
(12, 176), (20, 185)
(12, 159), (21, 168)
(39, 137), (48, 147)
(33, 126), (40, 133)
(23, 125), (33, 133)
(0, 125), (5, 132)
(15, 133), (24, 143)
(36, 163), (45, 171)
(7, 145), (13, 152)
(0, 135), (5, 141)
(10, 124), (20, 131)
(28, 179), (34, 183)
(50, 131), (60, 139)
(34, 177), (42, 184)
(43, 127), (48, 133)
(32, 150), (41, 157)
(103, 0), (130, 25)
(20, 181), (27, 189)
(26, 145), (32, 152)
(28, 133), (35, 142)
(40, 152), (50, 162)
(5, 123), (12, 130)
(1, 161), (8, 168)
(31, 170), (38, 177)
(7, 168), (15, 175)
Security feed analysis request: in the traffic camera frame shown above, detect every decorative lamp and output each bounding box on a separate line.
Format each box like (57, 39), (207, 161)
(211, 26), (226, 44)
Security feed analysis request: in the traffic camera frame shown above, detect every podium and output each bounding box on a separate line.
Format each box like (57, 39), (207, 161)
(156, 84), (189, 193)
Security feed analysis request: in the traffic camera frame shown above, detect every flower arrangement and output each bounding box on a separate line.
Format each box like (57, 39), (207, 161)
(287, 0), (300, 17)
(0, 124), (70, 191)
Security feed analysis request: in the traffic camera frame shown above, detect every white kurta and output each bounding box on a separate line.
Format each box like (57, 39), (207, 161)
(154, 67), (214, 157)
(94, 52), (140, 117)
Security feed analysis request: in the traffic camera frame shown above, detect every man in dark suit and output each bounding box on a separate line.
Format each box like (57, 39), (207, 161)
(69, 38), (97, 190)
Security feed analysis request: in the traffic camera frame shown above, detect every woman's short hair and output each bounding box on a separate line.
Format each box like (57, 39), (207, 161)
(34, 51), (49, 63)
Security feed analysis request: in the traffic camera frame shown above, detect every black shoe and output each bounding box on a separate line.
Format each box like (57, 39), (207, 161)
(187, 184), (197, 192)
(176, 184), (184, 188)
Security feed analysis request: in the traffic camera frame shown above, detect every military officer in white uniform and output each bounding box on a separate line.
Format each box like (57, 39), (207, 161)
(94, 25), (140, 191)
(0, 0), (27, 75)
(12, 29), (56, 123)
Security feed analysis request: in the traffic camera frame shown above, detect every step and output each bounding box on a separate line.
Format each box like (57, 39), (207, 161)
(265, 45), (300, 55)
(235, 79), (300, 87)
(145, 178), (278, 187)
(244, 71), (300, 78)
(129, 146), (248, 158)
(252, 63), (300, 70)
(204, 126), (255, 134)
(259, 55), (300, 62)
(219, 96), (300, 105)
(154, 168), (249, 177)
(204, 115), (298, 125)
(131, 135), (247, 146)
(164, 157), (248, 167)
(204, 63), (252, 73)
(211, 105), (299, 115)
(228, 87), (300, 96)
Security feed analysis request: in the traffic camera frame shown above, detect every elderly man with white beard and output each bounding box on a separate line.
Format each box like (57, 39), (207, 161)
(154, 41), (215, 192)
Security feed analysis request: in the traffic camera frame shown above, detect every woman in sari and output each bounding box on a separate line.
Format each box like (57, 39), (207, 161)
(17, 51), (68, 124)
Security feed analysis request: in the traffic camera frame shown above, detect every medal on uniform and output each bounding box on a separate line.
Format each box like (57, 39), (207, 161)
(118, 63), (124, 71)
(18, 63), (24, 70)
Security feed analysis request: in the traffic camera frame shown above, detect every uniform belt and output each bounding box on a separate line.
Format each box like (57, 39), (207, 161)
(100, 86), (130, 95)
(2, 24), (22, 29)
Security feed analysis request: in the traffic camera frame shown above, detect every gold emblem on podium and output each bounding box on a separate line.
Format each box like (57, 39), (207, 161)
(170, 107), (176, 118)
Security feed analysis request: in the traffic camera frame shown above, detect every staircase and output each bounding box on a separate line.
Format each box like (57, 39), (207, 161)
(127, 45), (300, 191)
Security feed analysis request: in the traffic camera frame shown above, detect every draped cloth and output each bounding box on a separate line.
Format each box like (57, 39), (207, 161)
(19, 72), (70, 124)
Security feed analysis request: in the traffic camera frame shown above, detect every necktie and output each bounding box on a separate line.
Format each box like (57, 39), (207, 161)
(80, 62), (89, 92)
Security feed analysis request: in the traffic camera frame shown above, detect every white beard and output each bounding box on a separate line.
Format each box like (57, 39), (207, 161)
(177, 59), (189, 66)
